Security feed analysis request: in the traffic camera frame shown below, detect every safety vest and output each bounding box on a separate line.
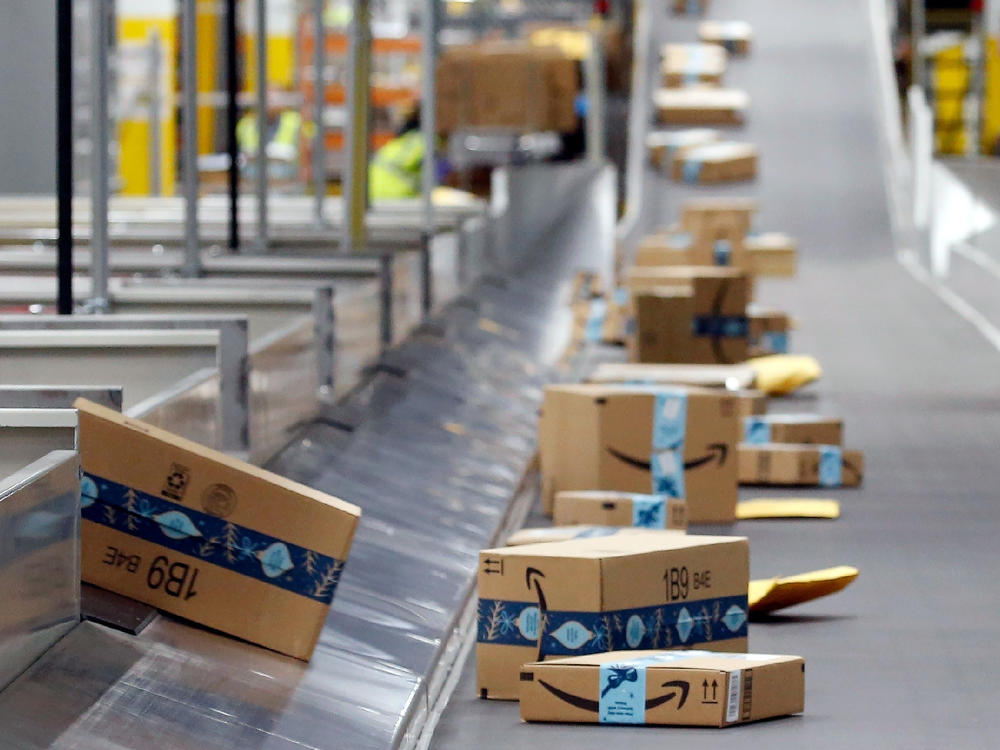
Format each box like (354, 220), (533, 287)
(236, 110), (302, 157)
(369, 130), (424, 200)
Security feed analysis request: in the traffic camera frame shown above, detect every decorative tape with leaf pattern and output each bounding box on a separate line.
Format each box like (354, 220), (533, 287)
(477, 595), (748, 656)
(81, 472), (345, 604)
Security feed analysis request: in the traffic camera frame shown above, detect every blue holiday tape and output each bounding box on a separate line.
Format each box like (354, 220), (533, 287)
(742, 416), (772, 444)
(692, 315), (749, 338)
(682, 158), (703, 184)
(818, 445), (843, 487)
(600, 661), (647, 723)
(762, 330), (789, 353)
(714, 240), (732, 266)
(651, 391), (687, 497)
(584, 298), (607, 343)
(630, 494), (668, 528)
(80, 473), (346, 604)
(477, 595), (749, 654)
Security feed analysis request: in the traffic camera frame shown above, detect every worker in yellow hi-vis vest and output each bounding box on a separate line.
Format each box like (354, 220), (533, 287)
(237, 91), (314, 183)
(369, 111), (426, 201)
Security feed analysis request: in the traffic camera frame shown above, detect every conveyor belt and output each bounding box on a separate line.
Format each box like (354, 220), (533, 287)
(429, 0), (1000, 747)
(0, 164), (612, 750)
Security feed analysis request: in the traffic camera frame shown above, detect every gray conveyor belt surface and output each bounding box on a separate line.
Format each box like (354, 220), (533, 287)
(429, 0), (1000, 748)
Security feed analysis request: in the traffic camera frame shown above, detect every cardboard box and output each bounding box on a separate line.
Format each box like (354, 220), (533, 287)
(75, 399), (361, 661)
(748, 306), (791, 355)
(734, 389), (768, 416)
(671, 0), (709, 15)
(744, 232), (798, 276)
(539, 384), (739, 522)
(628, 271), (749, 365)
(742, 415), (843, 445)
(587, 362), (757, 390)
(571, 288), (630, 345)
(738, 443), (863, 487)
(520, 650), (804, 726)
(584, 365), (765, 414)
(698, 20), (753, 55)
(647, 129), (720, 170)
(654, 88), (748, 126)
(636, 232), (742, 268)
(636, 231), (795, 281)
(682, 198), (756, 237)
(554, 491), (688, 530)
(672, 142), (757, 184)
(661, 43), (727, 88)
(436, 43), (579, 134)
(477, 532), (750, 699)
(624, 267), (749, 364)
(506, 526), (681, 546)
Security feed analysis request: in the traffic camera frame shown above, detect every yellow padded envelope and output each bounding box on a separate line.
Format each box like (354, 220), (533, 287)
(749, 565), (859, 614)
(748, 354), (822, 395)
(737, 498), (840, 520)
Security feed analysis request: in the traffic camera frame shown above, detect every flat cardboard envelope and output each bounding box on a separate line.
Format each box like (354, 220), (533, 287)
(749, 565), (859, 614)
(736, 498), (840, 520)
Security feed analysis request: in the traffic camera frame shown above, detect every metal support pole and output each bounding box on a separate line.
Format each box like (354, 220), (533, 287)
(148, 29), (163, 197)
(181, 0), (202, 277)
(89, 0), (110, 311)
(313, 287), (336, 398)
(910, 0), (925, 90)
(615, 0), (650, 253)
(342, 0), (372, 252)
(225, 0), (239, 250)
(379, 253), (393, 348)
(56, 0), (74, 315)
(973, 8), (990, 157)
(419, 0), (438, 314)
(313, 0), (327, 226)
(456, 219), (469, 286)
(584, 26), (606, 163)
(255, 0), (269, 251)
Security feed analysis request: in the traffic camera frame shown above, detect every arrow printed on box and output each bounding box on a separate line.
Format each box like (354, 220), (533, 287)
(605, 443), (728, 472)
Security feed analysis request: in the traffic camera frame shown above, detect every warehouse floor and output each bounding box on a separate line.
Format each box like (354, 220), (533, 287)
(430, 0), (1000, 747)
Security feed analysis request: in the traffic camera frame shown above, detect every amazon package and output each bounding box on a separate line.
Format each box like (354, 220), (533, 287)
(654, 88), (748, 126)
(74, 399), (360, 661)
(672, 142), (758, 184)
(742, 414), (842, 446)
(539, 384), (739, 522)
(699, 20), (753, 56)
(661, 43), (728, 88)
(520, 650), (803, 726)
(738, 443), (863, 487)
(744, 232), (798, 276)
(734, 389), (768, 416)
(477, 532), (749, 699)
(748, 306), (791, 356)
(626, 268), (750, 365)
(636, 230), (796, 280)
(647, 129), (720, 170)
(506, 526), (681, 547)
(584, 364), (766, 414)
(571, 288), (630, 345)
(553, 491), (688, 531)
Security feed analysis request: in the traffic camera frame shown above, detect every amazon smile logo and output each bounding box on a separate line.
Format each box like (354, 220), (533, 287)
(537, 678), (690, 712)
(606, 443), (729, 471)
